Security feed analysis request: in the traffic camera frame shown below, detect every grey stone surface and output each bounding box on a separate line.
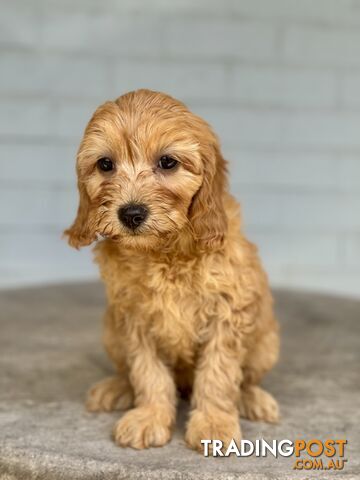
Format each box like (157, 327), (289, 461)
(0, 283), (358, 479)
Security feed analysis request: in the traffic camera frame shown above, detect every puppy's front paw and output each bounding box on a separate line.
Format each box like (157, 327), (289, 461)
(239, 385), (279, 423)
(86, 376), (133, 412)
(113, 406), (173, 449)
(185, 408), (241, 452)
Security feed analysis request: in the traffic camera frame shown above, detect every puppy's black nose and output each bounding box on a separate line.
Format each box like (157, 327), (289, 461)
(118, 204), (148, 230)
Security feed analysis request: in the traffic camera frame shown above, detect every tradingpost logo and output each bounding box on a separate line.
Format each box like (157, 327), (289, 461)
(201, 439), (348, 471)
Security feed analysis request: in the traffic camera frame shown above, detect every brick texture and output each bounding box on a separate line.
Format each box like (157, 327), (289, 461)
(0, 0), (359, 296)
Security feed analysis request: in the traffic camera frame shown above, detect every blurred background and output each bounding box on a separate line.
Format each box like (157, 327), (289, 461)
(0, 0), (359, 297)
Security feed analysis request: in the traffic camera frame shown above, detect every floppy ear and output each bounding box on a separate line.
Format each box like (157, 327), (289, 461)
(64, 180), (96, 249)
(189, 142), (228, 250)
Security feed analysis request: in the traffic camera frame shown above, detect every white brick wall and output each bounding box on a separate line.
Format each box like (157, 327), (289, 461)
(231, 67), (338, 108)
(0, 0), (359, 297)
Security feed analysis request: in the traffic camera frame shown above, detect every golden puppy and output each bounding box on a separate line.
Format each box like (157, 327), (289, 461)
(65, 89), (279, 451)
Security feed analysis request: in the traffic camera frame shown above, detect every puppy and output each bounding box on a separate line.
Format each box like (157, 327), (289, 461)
(65, 89), (279, 451)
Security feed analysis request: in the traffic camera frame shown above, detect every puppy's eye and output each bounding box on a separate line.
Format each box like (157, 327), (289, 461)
(97, 157), (114, 172)
(158, 155), (178, 170)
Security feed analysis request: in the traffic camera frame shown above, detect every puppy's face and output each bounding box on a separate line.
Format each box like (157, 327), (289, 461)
(66, 90), (227, 251)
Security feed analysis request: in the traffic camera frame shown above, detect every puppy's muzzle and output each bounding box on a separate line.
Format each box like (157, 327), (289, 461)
(118, 203), (148, 230)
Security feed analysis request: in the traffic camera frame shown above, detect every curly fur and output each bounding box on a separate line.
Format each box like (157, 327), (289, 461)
(65, 89), (280, 451)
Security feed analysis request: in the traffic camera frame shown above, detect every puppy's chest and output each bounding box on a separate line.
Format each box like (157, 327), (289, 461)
(115, 257), (211, 364)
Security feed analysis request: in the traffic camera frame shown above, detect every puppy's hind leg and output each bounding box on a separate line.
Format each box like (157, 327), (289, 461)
(86, 375), (133, 412)
(239, 385), (279, 424)
(239, 328), (280, 424)
(86, 306), (134, 412)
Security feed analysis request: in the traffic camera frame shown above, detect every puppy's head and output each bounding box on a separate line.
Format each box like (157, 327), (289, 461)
(65, 90), (227, 251)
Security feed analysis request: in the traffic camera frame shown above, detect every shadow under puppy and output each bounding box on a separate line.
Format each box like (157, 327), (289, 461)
(65, 89), (280, 451)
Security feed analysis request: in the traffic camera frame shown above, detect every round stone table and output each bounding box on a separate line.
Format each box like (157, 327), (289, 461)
(0, 283), (358, 479)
